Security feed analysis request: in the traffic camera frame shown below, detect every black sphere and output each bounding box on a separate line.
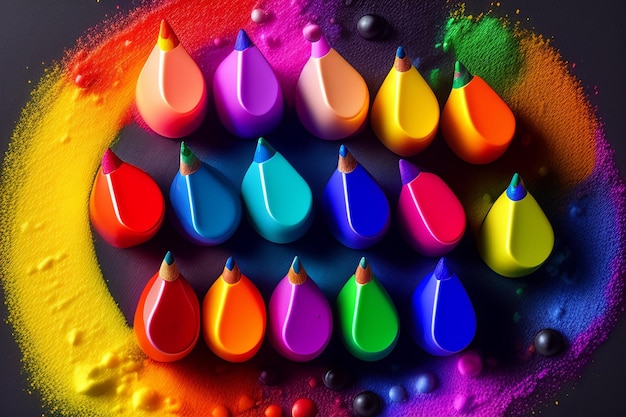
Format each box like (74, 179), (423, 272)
(323, 368), (350, 391)
(356, 14), (390, 40)
(259, 368), (281, 386)
(534, 328), (565, 357)
(352, 390), (382, 417)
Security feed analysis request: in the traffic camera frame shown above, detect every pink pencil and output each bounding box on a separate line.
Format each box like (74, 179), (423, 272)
(397, 159), (466, 256)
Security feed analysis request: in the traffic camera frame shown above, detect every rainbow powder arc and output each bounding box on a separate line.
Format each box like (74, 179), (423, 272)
(1, 1), (625, 416)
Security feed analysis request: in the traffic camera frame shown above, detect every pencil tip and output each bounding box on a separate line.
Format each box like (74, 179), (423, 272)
(223, 256), (241, 284)
(254, 137), (276, 163)
(180, 142), (200, 175)
(291, 256), (301, 274)
(225, 256), (236, 271)
(453, 61), (472, 88)
(288, 256), (308, 285)
(434, 257), (453, 281)
(158, 19), (179, 51)
(159, 19), (170, 37)
(337, 145), (357, 173)
(164, 251), (175, 265)
(235, 29), (253, 51)
(303, 23), (322, 42)
(355, 256), (372, 284)
(160, 251), (180, 282)
(306, 24), (330, 58)
(399, 159), (420, 185)
(101, 148), (123, 174)
(394, 46), (412, 72)
(506, 173), (527, 201)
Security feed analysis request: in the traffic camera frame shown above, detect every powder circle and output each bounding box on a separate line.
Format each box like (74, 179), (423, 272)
(1, 1), (625, 417)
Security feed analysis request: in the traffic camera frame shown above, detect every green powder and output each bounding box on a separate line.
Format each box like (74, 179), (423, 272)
(440, 11), (524, 94)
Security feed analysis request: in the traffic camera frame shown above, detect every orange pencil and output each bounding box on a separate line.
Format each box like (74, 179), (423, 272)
(440, 61), (515, 164)
(202, 257), (266, 362)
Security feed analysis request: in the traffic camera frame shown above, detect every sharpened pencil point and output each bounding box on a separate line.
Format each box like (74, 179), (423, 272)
(399, 159), (421, 185)
(180, 142), (201, 175)
(506, 173), (527, 201)
(160, 251), (180, 282)
(101, 149), (123, 175)
(254, 137), (276, 163)
(355, 257), (372, 284)
(158, 19), (180, 51)
(235, 29), (253, 51)
(453, 61), (473, 89)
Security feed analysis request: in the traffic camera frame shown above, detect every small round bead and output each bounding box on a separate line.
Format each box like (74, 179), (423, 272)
(356, 14), (389, 40)
(265, 404), (283, 417)
(415, 372), (438, 394)
(303, 24), (322, 42)
(388, 385), (408, 403)
(259, 368), (281, 386)
(352, 391), (382, 417)
(457, 350), (483, 377)
(291, 398), (318, 417)
(534, 328), (565, 357)
(323, 368), (350, 391)
(251, 9), (268, 24)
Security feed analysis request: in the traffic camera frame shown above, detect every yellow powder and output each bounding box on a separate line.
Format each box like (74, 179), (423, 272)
(0, 60), (164, 415)
(1, 46), (260, 417)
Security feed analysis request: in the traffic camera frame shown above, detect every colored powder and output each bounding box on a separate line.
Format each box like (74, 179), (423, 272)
(506, 32), (596, 186)
(0, 0), (301, 414)
(435, 12), (596, 232)
(1, 1), (625, 417)
(0, 65), (144, 415)
(440, 7), (524, 94)
(0, 0), (349, 414)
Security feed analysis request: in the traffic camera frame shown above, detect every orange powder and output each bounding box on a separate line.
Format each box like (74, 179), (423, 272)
(506, 30), (597, 185)
(439, 12), (597, 232)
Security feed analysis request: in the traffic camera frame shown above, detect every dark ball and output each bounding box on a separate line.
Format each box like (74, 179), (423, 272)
(356, 14), (390, 40)
(259, 367), (281, 386)
(534, 328), (565, 357)
(323, 368), (350, 391)
(352, 390), (382, 417)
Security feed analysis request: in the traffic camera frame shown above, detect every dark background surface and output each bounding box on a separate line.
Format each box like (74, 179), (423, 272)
(1, 1), (624, 416)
